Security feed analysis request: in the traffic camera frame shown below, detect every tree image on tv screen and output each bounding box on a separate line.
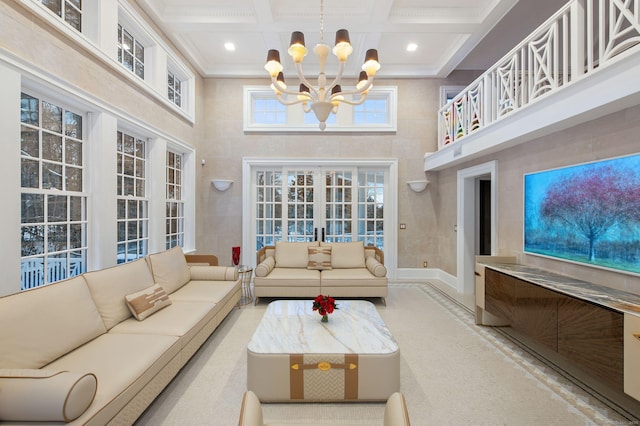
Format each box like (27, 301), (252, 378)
(540, 165), (640, 263)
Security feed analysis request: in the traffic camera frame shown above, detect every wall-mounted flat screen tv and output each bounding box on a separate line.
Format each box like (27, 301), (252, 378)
(524, 153), (640, 275)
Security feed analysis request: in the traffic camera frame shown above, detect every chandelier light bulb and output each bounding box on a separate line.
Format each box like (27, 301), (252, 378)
(264, 49), (283, 77)
(362, 49), (380, 76)
(288, 31), (308, 63)
(332, 29), (353, 61)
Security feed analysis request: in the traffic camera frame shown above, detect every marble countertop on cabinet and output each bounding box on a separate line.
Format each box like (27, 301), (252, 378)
(482, 262), (640, 317)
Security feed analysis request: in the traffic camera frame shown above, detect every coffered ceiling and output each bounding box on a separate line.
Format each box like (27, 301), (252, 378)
(137, 0), (564, 78)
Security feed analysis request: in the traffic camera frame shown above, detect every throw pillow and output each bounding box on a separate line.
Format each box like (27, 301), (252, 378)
(275, 241), (319, 268)
(325, 241), (366, 268)
(125, 284), (172, 321)
(307, 246), (332, 270)
(255, 256), (276, 277)
(366, 256), (387, 277)
(0, 369), (97, 422)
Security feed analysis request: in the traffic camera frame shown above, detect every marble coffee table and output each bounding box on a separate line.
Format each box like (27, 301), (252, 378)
(247, 299), (400, 402)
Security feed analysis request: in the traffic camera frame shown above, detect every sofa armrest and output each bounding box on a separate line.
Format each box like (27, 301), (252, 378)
(189, 265), (238, 281)
(255, 256), (275, 277)
(366, 256), (387, 277)
(184, 254), (218, 266)
(256, 246), (275, 265)
(0, 369), (97, 422)
(238, 391), (264, 426)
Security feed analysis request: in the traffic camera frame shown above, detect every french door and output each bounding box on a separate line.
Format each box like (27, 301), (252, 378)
(252, 165), (386, 250)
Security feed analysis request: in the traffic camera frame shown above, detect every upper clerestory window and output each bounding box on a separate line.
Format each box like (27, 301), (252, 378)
(117, 24), (145, 80)
(41, 0), (82, 32)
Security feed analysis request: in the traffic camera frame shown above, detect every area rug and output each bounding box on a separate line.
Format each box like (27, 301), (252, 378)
(135, 283), (636, 425)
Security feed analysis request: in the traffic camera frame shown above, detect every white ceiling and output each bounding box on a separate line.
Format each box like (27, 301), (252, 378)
(137, 0), (564, 79)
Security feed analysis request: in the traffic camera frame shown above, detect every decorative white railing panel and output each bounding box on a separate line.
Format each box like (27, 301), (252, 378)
(438, 0), (640, 149)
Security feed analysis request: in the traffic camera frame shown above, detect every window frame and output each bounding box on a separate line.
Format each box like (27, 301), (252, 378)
(15, 0), (197, 123)
(165, 149), (185, 249)
(39, 0), (82, 32)
(116, 130), (149, 264)
(19, 91), (88, 289)
(243, 86), (398, 133)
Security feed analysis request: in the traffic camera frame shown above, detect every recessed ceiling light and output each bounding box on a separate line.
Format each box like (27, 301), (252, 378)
(407, 43), (418, 52)
(224, 42), (235, 51)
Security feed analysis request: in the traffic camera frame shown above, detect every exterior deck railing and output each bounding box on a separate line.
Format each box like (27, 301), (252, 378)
(438, 0), (640, 148)
(21, 257), (85, 290)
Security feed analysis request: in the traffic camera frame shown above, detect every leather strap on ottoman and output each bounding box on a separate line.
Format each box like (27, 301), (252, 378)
(290, 354), (358, 400)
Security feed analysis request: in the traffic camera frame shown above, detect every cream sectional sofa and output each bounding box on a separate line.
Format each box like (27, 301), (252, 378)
(0, 246), (240, 425)
(253, 241), (388, 302)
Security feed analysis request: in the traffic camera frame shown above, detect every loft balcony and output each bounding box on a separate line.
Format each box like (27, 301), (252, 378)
(425, 0), (640, 171)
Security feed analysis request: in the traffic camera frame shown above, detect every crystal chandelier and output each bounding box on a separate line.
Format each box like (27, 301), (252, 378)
(264, 0), (380, 130)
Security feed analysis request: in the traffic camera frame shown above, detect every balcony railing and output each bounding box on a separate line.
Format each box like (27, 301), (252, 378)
(21, 257), (85, 290)
(438, 0), (640, 148)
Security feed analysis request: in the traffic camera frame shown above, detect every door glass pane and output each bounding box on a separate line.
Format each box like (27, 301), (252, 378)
(325, 170), (354, 242)
(254, 166), (385, 251)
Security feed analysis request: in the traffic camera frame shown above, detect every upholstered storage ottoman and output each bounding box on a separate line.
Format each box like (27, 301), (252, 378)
(247, 300), (400, 402)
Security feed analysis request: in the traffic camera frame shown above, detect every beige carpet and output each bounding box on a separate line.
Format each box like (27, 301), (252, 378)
(135, 283), (636, 425)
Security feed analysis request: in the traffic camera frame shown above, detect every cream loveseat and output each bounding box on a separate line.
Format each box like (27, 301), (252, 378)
(0, 246), (240, 425)
(253, 241), (388, 302)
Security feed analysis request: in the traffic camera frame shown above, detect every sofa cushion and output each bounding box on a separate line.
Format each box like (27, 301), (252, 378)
(307, 246), (332, 270)
(275, 241), (318, 268)
(323, 241), (366, 268)
(254, 268), (320, 287)
(44, 333), (180, 426)
(255, 256), (275, 277)
(109, 300), (215, 337)
(146, 246), (191, 294)
(0, 275), (106, 369)
(170, 280), (241, 305)
(366, 256), (387, 277)
(320, 268), (388, 287)
(0, 369), (97, 422)
(84, 258), (155, 330)
(125, 284), (172, 321)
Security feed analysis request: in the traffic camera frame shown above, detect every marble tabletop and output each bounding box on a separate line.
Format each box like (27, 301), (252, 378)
(483, 263), (640, 316)
(247, 300), (399, 355)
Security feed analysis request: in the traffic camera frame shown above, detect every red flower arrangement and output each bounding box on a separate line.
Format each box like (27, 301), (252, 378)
(313, 294), (338, 323)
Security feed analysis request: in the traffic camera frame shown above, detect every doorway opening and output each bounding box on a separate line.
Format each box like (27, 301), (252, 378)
(456, 161), (497, 294)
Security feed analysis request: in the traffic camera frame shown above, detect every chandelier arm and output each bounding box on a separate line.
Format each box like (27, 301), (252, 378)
(271, 77), (316, 100)
(324, 60), (347, 94)
(293, 62), (321, 100)
(275, 93), (312, 106)
(331, 95), (369, 106)
(332, 77), (374, 98)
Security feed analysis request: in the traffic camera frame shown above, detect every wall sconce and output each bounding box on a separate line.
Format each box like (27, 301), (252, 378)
(407, 180), (429, 193)
(211, 179), (233, 191)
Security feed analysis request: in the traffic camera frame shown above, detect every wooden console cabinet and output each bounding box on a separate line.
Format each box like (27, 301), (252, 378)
(475, 262), (640, 403)
(484, 268), (623, 389)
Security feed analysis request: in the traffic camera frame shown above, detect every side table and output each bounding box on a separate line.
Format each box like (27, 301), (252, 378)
(237, 265), (253, 306)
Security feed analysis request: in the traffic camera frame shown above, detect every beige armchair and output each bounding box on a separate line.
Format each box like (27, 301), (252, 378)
(238, 390), (410, 426)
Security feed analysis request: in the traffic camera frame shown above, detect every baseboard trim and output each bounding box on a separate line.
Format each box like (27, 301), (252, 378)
(394, 268), (458, 291)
